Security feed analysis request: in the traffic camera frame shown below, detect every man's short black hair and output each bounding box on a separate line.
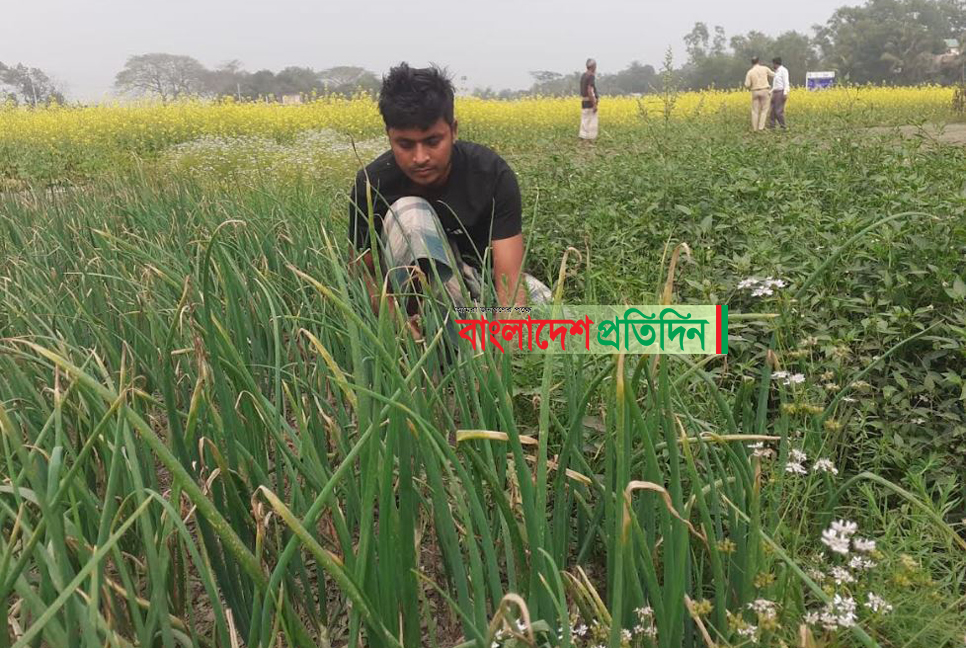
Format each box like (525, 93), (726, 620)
(772, 57), (782, 66)
(751, 56), (760, 65)
(378, 63), (455, 131)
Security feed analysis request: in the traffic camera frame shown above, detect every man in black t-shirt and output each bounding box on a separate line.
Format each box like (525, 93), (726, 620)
(348, 63), (549, 314)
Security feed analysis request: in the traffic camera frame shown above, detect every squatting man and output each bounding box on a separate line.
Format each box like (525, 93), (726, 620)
(348, 63), (550, 335)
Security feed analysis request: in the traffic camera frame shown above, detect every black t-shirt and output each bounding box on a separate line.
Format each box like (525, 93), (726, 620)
(580, 72), (597, 109)
(348, 140), (522, 271)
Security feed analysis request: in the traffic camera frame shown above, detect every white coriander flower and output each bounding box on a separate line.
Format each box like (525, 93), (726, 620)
(849, 555), (876, 571)
(633, 625), (644, 635)
(643, 625), (658, 638)
(832, 594), (857, 617)
(830, 566), (855, 585)
(821, 529), (851, 555)
(574, 624), (588, 637)
(636, 605), (653, 619)
(752, 286), (774, 297)
(820, 612), (840, 631)
(772, 370), (790, 380)
(813, 458), (839, 475)
(865, 593), (893, 614)
(787, 373), (806, 385)
(812, 595), (858, 629)
(830, 520), (859, 537)
(785, 462), (807, 475)
(837, 611), (857, 627)
(748, 599), (778, 619)
(738, 277), (759, 290)
(621, 629), (632, 642)
(807, 568), (826, 582)
(737, 624), (759, 640)
(749, 442), (775, 459)
(515, 620), (527, 633)
(853, 537), (876, 553)
(789, 449), (808, 464)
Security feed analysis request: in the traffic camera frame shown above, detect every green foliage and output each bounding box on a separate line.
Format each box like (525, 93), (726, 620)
(815, 0), (966, 84)
(0, 114), (965, 648)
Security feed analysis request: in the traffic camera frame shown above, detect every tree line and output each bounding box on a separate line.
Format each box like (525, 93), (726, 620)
(3, 0), (966, 105)
(498, 0), (966, 97)
(0, 63), (65, 106)
(112, 55), (381, 103)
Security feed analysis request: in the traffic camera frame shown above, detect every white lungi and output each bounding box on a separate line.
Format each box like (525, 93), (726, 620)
(579, 108), (598, 140)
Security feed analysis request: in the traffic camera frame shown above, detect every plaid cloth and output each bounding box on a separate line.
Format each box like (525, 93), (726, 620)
(380, 196), (551, 307)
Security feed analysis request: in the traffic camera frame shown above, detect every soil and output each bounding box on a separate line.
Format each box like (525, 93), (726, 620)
(865, 122), (966, 145)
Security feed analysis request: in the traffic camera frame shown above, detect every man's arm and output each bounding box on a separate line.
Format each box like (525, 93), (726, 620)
(348, 247), (385, 315)
(744, 69), (752, 89)
(492, 234), (527, 307)
(347, 173), (396, 318)
(490, 163), (526, 307)
(767, 67), (776, 81)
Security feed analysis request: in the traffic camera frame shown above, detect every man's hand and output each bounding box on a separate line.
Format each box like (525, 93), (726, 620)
(492, 234), (527, 307)
(350, 248), (429, 343)
(350, 248), (404, 320)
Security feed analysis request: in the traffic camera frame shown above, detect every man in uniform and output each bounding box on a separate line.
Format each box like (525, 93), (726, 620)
(744, 56), (775, 131)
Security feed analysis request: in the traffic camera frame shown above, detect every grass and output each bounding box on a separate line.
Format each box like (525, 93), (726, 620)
(0, 99), (965, 647)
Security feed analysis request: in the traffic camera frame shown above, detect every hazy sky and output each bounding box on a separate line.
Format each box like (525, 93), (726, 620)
(2, 0), (857, 100)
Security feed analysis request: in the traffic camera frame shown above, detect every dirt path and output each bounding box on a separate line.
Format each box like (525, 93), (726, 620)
(866, 122), (966, 145)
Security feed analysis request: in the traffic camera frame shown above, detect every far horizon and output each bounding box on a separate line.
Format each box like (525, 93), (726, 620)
(2, 0), (857, 102)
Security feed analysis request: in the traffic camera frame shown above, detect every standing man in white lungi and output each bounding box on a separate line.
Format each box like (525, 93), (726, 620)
(579, 58), (599, 141)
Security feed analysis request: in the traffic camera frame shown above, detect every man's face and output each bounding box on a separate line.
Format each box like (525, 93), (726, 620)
(387, 118), (457, 188)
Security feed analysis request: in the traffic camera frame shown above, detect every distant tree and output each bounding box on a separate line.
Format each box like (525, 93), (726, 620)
(244, 69), (278, 99)
(729, 30), (779, 63)
(681, 24), (745, 89)
(679, 24), (818, 89)
(275, 66), (321, 97)
(0, 62), (65, 106)
(684, 22), (712, 61)
(815, 0), (966, 83)
(471, 86), (498, 99)
(318, 66), (380, 96)
(204, 59), (246, 98)
(598, 61), (659, 94)
(497, 88), (526, 100)
(0, 62), (11, 104)
(528, 70), (579, 96)
(114, 53), (208, 102)
(771, 31), (821, 85)
(712, 26), (728, 56)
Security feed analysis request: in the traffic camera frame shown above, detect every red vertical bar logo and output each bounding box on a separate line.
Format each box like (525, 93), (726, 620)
(716, 305), (722, 354)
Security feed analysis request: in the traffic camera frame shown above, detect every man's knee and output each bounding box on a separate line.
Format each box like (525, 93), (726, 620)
(385, 196), (436, 227)
(381, 195), (455, 288)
